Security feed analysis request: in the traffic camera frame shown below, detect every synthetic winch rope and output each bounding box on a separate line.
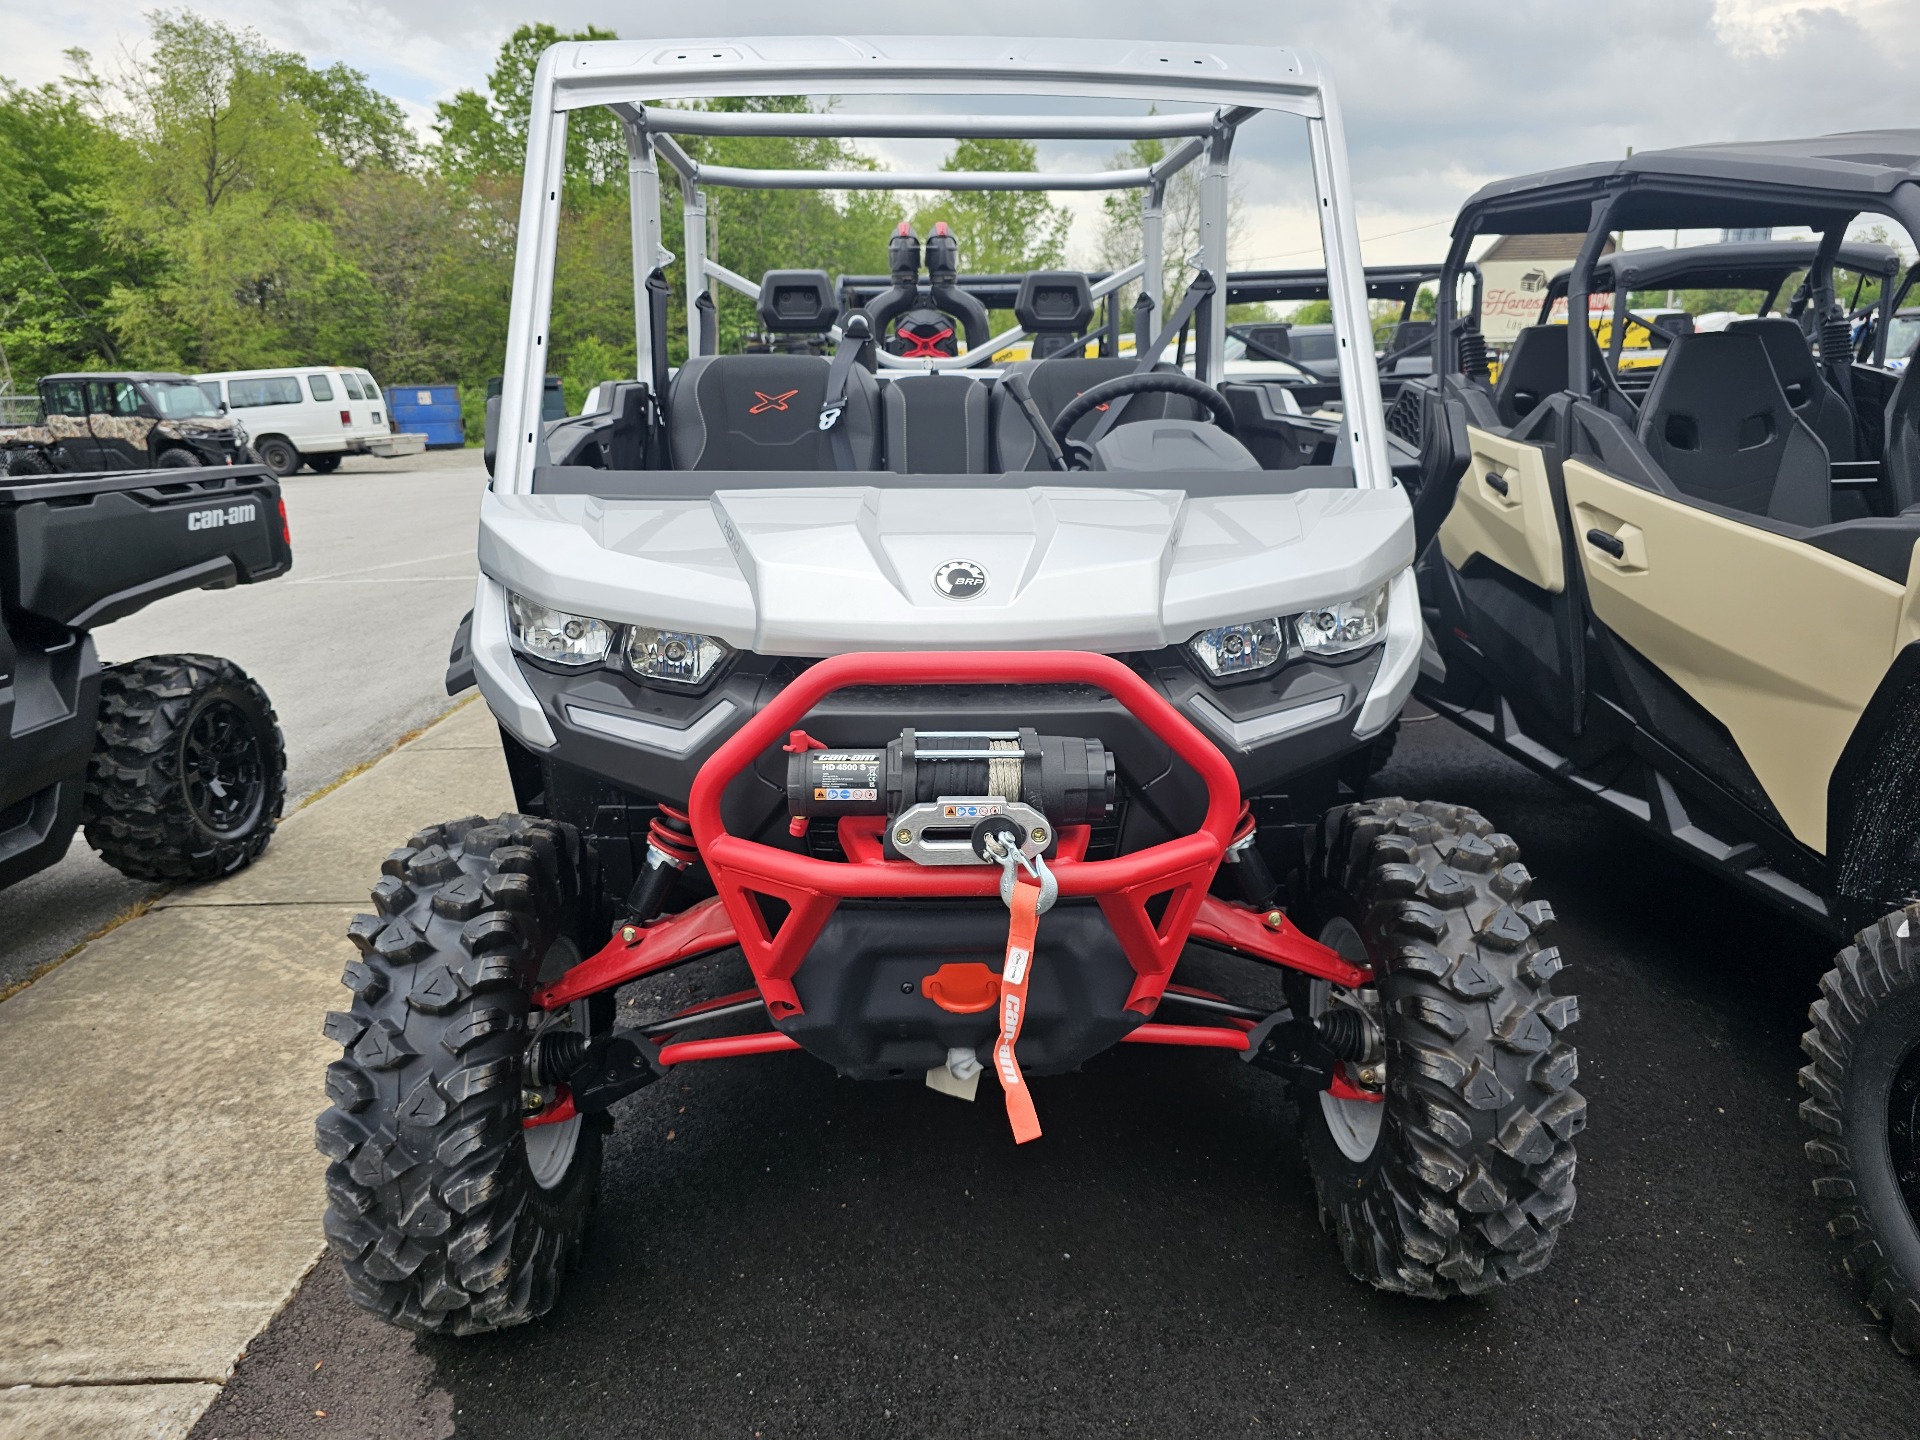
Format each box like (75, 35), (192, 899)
(987, 737), (1022, 803)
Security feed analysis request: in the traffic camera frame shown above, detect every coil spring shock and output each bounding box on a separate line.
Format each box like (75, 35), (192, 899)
(1224, 802), (1281, 909)
(1456, 324), (1491, 383)
(624, 803), (699, 924)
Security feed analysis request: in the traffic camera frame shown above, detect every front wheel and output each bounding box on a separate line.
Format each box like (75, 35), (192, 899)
(154, 447), (201, 468)
(1800, 905), (1920, 1353)
(317, 813), (608, 1335)
(1301, 798), (1584, 1296)
(84, 655), (286, 881)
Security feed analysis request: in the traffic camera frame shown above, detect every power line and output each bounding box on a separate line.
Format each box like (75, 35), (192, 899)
(1239, 216), (1448, 265)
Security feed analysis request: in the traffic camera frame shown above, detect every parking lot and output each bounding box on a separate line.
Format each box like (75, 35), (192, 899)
(181, 715), (1920, 1439)
(2, 449), (1917, 1437)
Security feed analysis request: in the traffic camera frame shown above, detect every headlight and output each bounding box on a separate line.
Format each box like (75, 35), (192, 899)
(1188, 618), (1285, 678)
(1295, 581), (1391, 656)
(625, 626), (731, 686)
(507, 592), (612, 666)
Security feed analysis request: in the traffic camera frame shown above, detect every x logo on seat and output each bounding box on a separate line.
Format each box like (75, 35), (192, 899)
(749, 389), (800, 414)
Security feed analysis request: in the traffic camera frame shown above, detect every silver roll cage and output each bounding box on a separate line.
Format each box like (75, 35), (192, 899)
(497, 36), (1388, 493)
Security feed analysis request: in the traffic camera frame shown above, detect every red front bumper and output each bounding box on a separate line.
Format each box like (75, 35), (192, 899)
(535, 651), (1366, 1033)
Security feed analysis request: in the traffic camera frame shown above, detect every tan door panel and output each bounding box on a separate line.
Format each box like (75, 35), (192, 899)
(1900, 539), (1920, 653)
(1565, 459), (1905, 850)
(1438, 426), (1566, 593)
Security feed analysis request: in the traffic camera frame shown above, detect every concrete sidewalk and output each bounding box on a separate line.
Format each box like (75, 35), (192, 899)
(0, 700), (509, 1440)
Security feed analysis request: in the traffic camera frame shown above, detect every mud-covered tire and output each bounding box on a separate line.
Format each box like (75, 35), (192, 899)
(1800, 904), (1920, 1354)
(316, 813), (607, 1335)
(254, 434), (299, 477)
(1303, 797), (1584, 1296)
(83, 655), (286, 881)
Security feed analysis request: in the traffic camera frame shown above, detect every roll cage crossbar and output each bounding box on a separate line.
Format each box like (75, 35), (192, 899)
(1432, 131), (1920, 383)
(494, 35), (1391, 494)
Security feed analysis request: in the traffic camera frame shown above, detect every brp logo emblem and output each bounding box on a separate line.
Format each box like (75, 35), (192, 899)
(932, 559), (987, 600)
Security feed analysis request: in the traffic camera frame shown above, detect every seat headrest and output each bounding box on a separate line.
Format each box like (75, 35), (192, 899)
(758, 270), (839, 333)
(1014, 272), (1094, 336)
(1727, 317), (1818, 393)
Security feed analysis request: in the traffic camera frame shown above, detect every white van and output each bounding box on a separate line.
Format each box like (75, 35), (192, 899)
(195, 366), (425, 477)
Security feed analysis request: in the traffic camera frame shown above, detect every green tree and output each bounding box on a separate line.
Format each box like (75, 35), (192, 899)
(279, 60), (415, 172)
(435, 24), (623, 194)
(0, 55), (154, 383)
(105, 12), (378, 370)
(914, 138), (1069, 276)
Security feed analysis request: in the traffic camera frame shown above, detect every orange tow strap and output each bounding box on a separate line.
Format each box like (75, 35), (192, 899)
(994, 874), (1044, 1144)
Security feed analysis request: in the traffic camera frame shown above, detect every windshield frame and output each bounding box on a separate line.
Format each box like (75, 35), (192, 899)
(144, 379), (222, 421)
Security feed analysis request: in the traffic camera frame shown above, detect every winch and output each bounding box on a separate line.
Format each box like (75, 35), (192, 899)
(786, 727), (1114, 866)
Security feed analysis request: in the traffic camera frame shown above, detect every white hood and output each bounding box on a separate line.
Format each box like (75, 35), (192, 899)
(478, 482), (1415, 655)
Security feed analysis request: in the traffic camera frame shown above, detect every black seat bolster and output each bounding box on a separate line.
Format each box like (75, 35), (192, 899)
(883, 375), (991, 473)
(989, 357), (1203, 471)
(669, 355), (879, 471)
(1886, 364), (1920, 513)
(1729, 317), (1856, 463)
(1637, 330), (1831, 527)
(1491, 326), (1568, 427)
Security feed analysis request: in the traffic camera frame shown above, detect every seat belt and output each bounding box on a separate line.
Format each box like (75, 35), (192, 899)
(645, 268), (673, 469)
(1085, 271), (1217, 446)
(819, 313), (872, 471)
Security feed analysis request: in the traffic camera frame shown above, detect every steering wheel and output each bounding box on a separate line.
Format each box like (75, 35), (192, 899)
(1048, 372), (1237, 458)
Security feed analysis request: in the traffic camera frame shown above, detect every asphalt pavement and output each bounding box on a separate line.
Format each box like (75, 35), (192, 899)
(190, 710), (1920, 1440)
(0, 448), (485, 997)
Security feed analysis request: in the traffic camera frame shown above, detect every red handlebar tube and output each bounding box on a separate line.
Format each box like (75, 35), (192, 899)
(687, 650), (1245, 1019)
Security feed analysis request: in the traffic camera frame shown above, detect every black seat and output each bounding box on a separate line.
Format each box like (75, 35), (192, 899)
(669, 355), (880, 471)
(1493, 323), (1638, 427)
(990, 357), (1202, 471)
(667, 269), (880, 471)
(1885, 362), (1920, 514)
(882, 374), (991, 473)
(1728, 318), (1855, 462)
(1491, 325), (1569, 427)
(1637, 331), (1830, 526)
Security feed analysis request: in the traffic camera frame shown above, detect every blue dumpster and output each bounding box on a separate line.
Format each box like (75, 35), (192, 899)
(389, 383), (465, 448)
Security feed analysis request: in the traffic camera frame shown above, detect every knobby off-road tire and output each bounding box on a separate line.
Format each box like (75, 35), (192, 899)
(306, 453), (343, 474)
(1800, 904), (1920, 1354)
(83, 655), (285, 881)
(1304, 798), (1585, 1296)
(155, 447), (200, 468)
(316, 813), (609, 1335)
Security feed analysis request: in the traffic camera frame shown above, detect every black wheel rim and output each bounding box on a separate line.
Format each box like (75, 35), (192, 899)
(183, 698), (267, 835)
(1891, 1039), (1920, 1231)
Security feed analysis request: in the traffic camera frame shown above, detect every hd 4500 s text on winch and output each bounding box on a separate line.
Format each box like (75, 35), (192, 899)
(315, 37), (1584, 1335)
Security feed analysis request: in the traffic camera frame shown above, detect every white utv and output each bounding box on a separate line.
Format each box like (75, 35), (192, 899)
(316, 37), (1582, 1334)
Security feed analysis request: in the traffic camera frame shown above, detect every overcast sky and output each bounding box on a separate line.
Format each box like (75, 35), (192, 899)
(12, 0), (1919, 265)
